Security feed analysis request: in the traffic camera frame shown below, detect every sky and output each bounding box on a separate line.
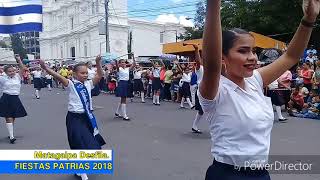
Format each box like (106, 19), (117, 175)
(126, 0), (198, 27)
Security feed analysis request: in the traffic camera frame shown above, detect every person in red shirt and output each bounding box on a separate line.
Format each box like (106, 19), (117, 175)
(300, 62), (313, 91)
(288, 86), (306, 114)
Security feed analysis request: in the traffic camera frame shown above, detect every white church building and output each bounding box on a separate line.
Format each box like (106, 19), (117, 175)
(39, 0), (186, 61)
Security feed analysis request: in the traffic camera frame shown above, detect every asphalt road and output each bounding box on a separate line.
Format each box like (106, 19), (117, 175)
(0, 85), (320, 180)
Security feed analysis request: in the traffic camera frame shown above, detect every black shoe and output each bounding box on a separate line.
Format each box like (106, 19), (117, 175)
(10, 138), (16, 144)
(279, 118), (288, 122)
(153, 103), (157, 105)
(192, 128), (202, 134)
(115, 113), (123, 118)
(123, 117), (130, 121)
(156, 103), (160, 106)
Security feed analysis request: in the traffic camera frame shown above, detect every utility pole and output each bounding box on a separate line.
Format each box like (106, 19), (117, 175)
(105, 0), (110, 53)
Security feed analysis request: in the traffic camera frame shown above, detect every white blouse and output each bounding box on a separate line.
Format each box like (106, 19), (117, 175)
(152, 67), (161, 78)
(0, 74), (21, 95)
(118, 67), (130, 81)
(196, 65), (204, 85)
(67, 79), (94, 113)
(88, 68), (96, 80)
(134, 71), (143, 79)
(181, 72), (192, 83)
(32, 70), (42, 78)
(198, 70), (274, 167)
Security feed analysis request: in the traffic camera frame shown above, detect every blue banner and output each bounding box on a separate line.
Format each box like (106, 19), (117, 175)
(0, 160), (113, 174)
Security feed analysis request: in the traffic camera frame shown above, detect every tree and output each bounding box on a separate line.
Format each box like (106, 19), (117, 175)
(178, 1), (206, 40)
(10, 34), (27, 59)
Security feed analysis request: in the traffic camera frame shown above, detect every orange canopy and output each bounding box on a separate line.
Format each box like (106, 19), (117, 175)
(162, 32), (286, 55)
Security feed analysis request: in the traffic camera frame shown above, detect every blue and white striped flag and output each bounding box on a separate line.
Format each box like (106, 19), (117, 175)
(0, 0), (42, 34)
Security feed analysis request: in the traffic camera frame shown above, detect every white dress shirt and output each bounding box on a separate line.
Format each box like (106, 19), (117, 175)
(88, 68), (96, 80)
(152, 67), (161, 78)
(0, 74), (21, 95)
(181, 72), (192, 83)
(134, 71), (142, 79)
(67, 79), (94, 113)
(196, 65), (204, 85)
(32, 70), (42, 78)
(118, 67), (130, 81)
(198, 70), (274, 167)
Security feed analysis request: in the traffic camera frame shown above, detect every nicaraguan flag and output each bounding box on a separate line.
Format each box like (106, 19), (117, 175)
(0, 0), (42, 34)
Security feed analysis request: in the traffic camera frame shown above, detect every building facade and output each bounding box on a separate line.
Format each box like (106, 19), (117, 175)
(19, 31), (40, 58)
(39, 0), (185, 61)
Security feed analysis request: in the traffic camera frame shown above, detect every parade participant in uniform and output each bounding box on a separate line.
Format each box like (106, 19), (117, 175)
(200, 0), (319, 179)
(176, 62), (194, 109)
(31, 66), (43, 99)
(39, 55), (105, 180)
(184, 43), (205, 133)
(0, 55), (27, 144)
(151, 60), (165, 105)
(133, 64), (147, 103)
(45, 72), (53, 91)
(114, 57), (136, 121)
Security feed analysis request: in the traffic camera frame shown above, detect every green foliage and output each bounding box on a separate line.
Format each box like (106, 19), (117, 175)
(179, 0), (320, 47)
(10, 34), (27, 59)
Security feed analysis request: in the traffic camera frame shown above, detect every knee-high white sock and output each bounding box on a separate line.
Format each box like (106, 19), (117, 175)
(121, 104), (128, 118)
(192, 112), (203, 130)
(180, 97), (185, 107)
(186, 98), (193, 108)
(276, 106), (284, 119)
(141, 92), (145, 102)
(6, 123), (14, 139)
(116, 103), (121, 115)
(153, 94), (156, 104)
(47, 84), (52, 90)
(35, 90), (39, 97)
(156, 95), (160, 104)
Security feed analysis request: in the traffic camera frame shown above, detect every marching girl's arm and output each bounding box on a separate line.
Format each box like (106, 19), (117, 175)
(258, 0), (320, 87)
(15, 55), (25, 77)
(39, 60), (69, 87)
(92, 55), (103, 86)
(199, 0), (222, 100)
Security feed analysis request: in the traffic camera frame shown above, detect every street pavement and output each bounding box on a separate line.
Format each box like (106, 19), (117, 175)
(0, 85), (320, 180)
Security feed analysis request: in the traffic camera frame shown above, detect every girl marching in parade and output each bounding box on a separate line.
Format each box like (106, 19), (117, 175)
(0, 55), (27, 144)
(31, 66), (43, 99)
(133, 64), (147, 103)
(184, 43), (205, 133)
(39, 55), (106, 180)
(201, 0), (319, 179)
(114, 56), (136, 121)
(151, 60), (165, 105)
(175, 61), (194, 109)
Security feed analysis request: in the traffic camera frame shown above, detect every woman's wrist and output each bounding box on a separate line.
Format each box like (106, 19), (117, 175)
(301, 16), (317, 27)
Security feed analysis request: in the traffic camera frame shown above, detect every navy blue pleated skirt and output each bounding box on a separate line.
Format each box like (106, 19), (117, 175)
(33, 78), (43, 90)
(180, 82), (191, 98)
(0, 93), (27, 118)
(205, 160), (270, 180)
(195, 91), (203, 114)
(115, 80), (129, 97)
(133, 79), (144, 91)
(66, 112), (106, 149)
(152, 77), (162, 91)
